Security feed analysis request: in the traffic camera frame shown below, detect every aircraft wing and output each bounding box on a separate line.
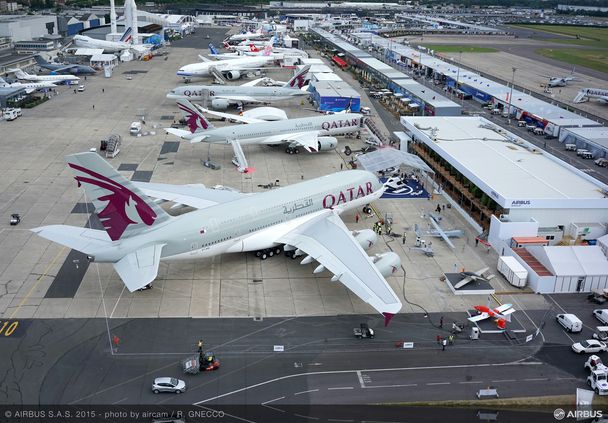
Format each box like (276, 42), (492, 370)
(453, 276), (473, 289)
(468, 312), (489, 323)
(52, 64), (80, 73)
(278, 210), (402, 325)
(212, 95), (263, 104)
(132, 182), (245, 209)
(429, 216), (455, 249)
(241, 77), (267, 87)
(195, 106), (265, 124)
(495, 303), (514, 315)
(266, 131), (319, 152)
(198, 54), (213, 63)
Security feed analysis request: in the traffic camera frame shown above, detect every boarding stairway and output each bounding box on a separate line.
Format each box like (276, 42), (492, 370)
(363, 117), (391, 146)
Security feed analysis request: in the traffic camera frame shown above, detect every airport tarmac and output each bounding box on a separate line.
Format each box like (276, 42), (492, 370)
(0, 29), (548, 323)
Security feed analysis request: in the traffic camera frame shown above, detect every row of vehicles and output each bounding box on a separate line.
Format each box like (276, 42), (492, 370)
(556, 310), (608, 355)
(564, 143), (602, 163)
(2, 107), (22, 121)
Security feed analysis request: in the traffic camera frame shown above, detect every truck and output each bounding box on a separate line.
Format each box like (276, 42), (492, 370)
(585, 355), (608, 395)
(497, 256), (528, 288)
(353, 323), (374, 339)
(595, 158), (608, 168)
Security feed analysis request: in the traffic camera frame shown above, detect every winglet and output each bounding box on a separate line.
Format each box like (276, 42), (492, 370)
(383, 312), (395, 327)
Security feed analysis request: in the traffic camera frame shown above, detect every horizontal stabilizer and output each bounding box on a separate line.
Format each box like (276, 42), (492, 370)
(31, 225), (112, 255)
(468, 313), (489, 322)
(113, 243), (165, 292)
(164, 127), (192, 138)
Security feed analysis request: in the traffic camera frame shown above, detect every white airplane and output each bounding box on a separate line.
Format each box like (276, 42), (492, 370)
(468, 303), (515, 329)
(574, 88), (608, 104)
(166, 65), (310, 109)
(228, 28), (268, 42)
(73, 26), (133, 53)
(9, 68), (79, 84)
(453, 267), (491, 289)
(167, 99), (360, 172)
(543, 74), (576, 88)
(31, 152), (402, 325)
(0, 76), (56, 94)
(209, 43), (308, 61)
(176, 50), (275, 81)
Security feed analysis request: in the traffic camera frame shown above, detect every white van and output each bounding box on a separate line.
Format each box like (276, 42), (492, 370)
(580, 151), (594, 160)
(565, 144), (577, 151)
(556, 313), (583, 333)
(129, 121), (142, 135)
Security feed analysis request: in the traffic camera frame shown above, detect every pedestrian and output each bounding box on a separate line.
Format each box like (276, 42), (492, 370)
(73, 89), (76, 94)
(402, 232), (406, 245)
(355, 213), (360, 223)
(92, 104), (95, 109)
(436, 204), (441, 214)
(378, 226), (383, 236)
(442, 338), (447, 351)
(475, 238), (479, 247)
(340, 163), (343, 170)
(84, 76), (87, 80)
(442, 204), (445, 211)
(102, 88), (105, 93)
(439, 316), (443, 328)
(436, 334), (441, 344)
(448, 335), (454, 345)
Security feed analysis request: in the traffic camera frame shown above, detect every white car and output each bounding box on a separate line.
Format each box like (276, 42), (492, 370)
(77, 85), (86, 92)
(152, 377), (186, 394)
(594, 309), (608, 325)
(572, 339), (608, 354)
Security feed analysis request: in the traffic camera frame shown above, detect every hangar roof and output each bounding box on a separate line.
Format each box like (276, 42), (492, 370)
(401, 116), (608, 208)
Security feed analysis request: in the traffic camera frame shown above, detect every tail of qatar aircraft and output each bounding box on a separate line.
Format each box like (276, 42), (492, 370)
(176, 99), (215, 133)
(283, 64), (310, 89)
(31, 153), (172, 291)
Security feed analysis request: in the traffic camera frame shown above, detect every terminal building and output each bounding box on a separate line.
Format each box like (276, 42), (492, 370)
(401, 115), (608, 294)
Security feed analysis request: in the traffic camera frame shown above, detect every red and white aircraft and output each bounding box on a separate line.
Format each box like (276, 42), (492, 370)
(468, 303), (515, 329)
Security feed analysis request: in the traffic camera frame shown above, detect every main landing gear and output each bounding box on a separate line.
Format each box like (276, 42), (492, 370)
(285, 146), (300, 154)
(255, 247), (283, 260)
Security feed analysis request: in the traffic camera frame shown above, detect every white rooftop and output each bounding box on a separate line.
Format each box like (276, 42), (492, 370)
(530, 246), (608, 276)
(402, 116), (608, 208)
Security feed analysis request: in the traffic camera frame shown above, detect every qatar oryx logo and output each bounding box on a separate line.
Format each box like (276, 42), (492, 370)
(68, 163), (157, 241)
(177, 101), (210, 133)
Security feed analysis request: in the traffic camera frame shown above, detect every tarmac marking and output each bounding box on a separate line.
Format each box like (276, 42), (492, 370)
(261, 396), (285, 405)
(9, 246), (66, 319)
(328, 419), (354, 422)
(327, 386), (354, 390)
(261, 404), (285, 413)
(523, 378), (549, 382)
(364, 384), (418, 389)
(492, 379), (516, 383)
(458, 381), (484, 384)
(294, 389), (319, 396)
(109, 285), (126, 319)
(111, 397), (128, 404)
(426, 382), (451, 385)
(356, 370), (366, 388)
(294, 414), (319, 420)
(194, 360), (542, 404)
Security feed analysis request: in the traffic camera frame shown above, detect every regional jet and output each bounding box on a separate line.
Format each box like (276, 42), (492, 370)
(32, 153), (402, 325)
(9, 68), (79, 84)
(166, 99), (361, 172)
(166, 65), (310, 109)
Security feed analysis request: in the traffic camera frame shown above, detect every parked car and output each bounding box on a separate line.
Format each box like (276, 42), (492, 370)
(594, 309), (608, 325)
(77, 85), (86, 92)
(152, 377), (186, 394)
(572, 339), (608, 354)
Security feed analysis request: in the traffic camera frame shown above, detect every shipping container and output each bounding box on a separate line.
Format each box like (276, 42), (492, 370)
(497, 256), (528, 288)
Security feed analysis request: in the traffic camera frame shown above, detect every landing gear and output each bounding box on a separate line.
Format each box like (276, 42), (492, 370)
(285, 147), (300, 155)
(256, 247), (285, 260)
(284, 250), (299, 259)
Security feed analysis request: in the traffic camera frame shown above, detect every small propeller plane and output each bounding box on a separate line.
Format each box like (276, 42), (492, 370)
(468, 303), (515, 329)
(453, 267), (490, 289)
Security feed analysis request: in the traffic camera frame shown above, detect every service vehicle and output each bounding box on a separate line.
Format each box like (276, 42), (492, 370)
(9, 214), (20, 225)
(572, 339), (608, 354)
(354, 323), (375, 339)
(587, 370), (608, 395)
(557, 313), (583, 332)
(129, 121), (142, 135)
(585, 355), (608, 372)
(77, 85), (86, 92)
(565, 143), (577, 151)
(152, 377), (186, 394)
(594, 327), (608, 342)
(595, 158), (608, 168)
(594, 309), (608, 325)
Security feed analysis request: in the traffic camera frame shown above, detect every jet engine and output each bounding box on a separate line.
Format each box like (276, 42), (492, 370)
(352, 229), (377, 251)
(211, 98), (231, 110)
(372, 252), (401, 277)
(317, 136), (338, 151)
(225, 70), (241, 80)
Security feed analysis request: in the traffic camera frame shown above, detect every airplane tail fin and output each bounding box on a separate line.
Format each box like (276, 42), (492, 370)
(65, 152), (171, 241)
(208, 43), (219, 55)
(176, 99), (214, 133)
(263, 45), (272, 56)
(119, 26), (133, 43)
(34, 55), (48, 65)
(0, 77), (6, 85)
(284, 64), (311, 89)
(10, 68), (27, 79)
(249, 43), (260, 52)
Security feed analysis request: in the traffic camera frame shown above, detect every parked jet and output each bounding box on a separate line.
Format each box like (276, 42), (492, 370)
(31, 153), (402, 325)
(176, 50), (274, 81)
(468, 303), (515, 329)
(167, 99), (360, 171)
(73, 26), (133, 53)
(166, 65), (310, 109)
(453, 267), (491, 289)
(9, 68), (79, 84)
(224, 40), (269, 51)
(34, 55), (96, 75)
(543, 74), (576, 88)
(574, 88), (608, 104)
(228, 28), (268, 42)
(0, 77), (56, 94)
(210, 42), (308, 61)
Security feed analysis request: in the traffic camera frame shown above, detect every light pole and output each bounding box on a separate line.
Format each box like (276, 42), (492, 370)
(507, 67), (516, 125)
(455, 50), (462, 103)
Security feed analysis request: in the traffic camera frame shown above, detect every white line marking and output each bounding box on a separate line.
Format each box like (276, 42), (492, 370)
(328, 420), (354, 422)
(294, 413), (319, 420)
(459, 381), (483, 384)
(492, 379), (516, 383)
(294, 389), (319, 396)
(194, 360), (542, 404)
(357, 370), (366, 388)
(555, 377), (578, 381)
(261, 404), (285, 413)
(111, 397), (128, 404)
(261, 396), (285, 405)
(364, 384), (418, 388)
(328, 386), (354, 390)
(427, 382), (451, 386)
(523, 378), (549, 382)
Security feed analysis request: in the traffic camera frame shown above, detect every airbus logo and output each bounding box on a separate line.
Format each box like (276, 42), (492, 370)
(321, 118), (359, 131)
(322, 183), (373, 208)
(511, 200), (531, 207)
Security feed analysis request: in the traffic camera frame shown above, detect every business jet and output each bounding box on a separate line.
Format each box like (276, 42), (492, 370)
(32, 152), (402, 325)
(0, 77), (56, 94)
(166, 65), (310, 109)
(9, 68), (79, 84)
